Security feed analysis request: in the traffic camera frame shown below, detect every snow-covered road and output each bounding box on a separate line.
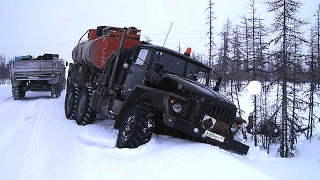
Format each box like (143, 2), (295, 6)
(0, 85), (318, 180)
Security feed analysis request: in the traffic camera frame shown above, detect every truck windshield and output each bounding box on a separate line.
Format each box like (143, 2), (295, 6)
(153, 50), (210, 85)
(186, 62), (209, 85)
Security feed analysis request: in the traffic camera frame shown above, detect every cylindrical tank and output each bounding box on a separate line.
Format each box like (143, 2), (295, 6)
(72, 26), (141, 71)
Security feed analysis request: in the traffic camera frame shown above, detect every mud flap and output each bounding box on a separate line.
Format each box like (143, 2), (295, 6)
(90, 90), (104, 112)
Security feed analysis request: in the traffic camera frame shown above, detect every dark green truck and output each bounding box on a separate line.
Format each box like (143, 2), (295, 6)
(65, 26), (249, 154)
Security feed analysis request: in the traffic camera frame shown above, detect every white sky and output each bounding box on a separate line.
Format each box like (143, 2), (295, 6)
(0, 0), (318, 62)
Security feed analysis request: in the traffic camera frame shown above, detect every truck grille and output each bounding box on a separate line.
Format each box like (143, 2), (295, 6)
(208, 105), (229, 122)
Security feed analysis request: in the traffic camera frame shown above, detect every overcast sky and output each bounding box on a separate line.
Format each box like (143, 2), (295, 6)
(0, 0), (318, 62)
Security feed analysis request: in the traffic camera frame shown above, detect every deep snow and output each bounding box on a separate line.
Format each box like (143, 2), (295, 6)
(0, 84), (319, 180)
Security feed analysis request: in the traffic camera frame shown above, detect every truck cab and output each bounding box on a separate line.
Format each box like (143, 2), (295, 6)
(122, 44), (211, 96)
(114, 44), (248, 154)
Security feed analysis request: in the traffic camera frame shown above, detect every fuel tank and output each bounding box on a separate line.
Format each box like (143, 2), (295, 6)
(72, 26), (141, 70)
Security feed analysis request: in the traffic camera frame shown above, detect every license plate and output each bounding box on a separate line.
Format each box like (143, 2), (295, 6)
(204, 130), (225, 142)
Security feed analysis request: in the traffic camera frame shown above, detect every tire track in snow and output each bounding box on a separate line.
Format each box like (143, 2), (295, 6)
(2, 93), (102, 180)
(64, 120), (119, 180)
(17, 98), (49, 180)
(0, 98), (51, 180)
(77, 120), (118, 149)
(0, 88), (94, 180)
(0, 97), (44, 151)
(0, 96), (13, 105)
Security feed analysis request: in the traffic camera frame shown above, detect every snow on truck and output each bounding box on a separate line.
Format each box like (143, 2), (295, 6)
(10, 54), (66, 100)
(65, 26), (249, 154)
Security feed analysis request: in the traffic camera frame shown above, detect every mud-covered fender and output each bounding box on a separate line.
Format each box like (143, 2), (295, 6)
(114, 84), (188, 120)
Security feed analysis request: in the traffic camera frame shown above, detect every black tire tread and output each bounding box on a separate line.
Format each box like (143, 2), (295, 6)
(116, 103), (154, 148)
(51, 83), (61, 98)
(12, 85), (21, 100)
(75, 85), (97, 126)
(64, 84), (76, 119)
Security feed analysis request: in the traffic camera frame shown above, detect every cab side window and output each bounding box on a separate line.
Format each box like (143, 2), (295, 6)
(135, 49), (151, 65)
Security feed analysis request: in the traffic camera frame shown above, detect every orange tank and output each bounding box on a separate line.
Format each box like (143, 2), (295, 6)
(72, 26), (141, 70)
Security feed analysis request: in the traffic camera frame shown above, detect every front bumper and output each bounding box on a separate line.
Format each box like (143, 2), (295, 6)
(163, 113), (249, 155)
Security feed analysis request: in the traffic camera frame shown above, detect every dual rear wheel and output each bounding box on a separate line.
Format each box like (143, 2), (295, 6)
(64, 84), (154, 148)
(64, 84), (96, 125)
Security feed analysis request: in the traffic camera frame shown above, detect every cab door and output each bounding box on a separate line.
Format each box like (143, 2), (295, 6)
(122, 48), (152, 97)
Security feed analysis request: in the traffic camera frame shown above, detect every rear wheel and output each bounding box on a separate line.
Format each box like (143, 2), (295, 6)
(51, 82), (61, 98)
(12, 85), (21, 100)
(64, 84), (76, 119)
(74, 86), (97, 125)
(116, 103), (154, 148)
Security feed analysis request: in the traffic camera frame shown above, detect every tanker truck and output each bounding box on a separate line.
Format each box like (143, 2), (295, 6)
(65, 26), (249, 154)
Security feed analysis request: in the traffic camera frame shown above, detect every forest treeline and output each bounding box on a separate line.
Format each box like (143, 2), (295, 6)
(0, 54), (9, 81)
(202, 0), (320, 157)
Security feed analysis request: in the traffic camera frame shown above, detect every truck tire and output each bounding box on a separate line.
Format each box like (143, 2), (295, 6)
(64, 84), (76, 119)
(51, 83), (61, 98)
(74, 86), (97, 125)
(12, 85), (24, 100)
(116, 103), (154, 148)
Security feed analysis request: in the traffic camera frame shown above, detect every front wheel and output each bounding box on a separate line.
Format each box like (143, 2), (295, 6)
(116, 103), (154, 148)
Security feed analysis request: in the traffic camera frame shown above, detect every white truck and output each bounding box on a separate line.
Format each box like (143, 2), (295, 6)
(9, 53), (66, 100)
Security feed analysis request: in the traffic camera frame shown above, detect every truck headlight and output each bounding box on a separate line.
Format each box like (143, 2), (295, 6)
(172, 103), (182, 113)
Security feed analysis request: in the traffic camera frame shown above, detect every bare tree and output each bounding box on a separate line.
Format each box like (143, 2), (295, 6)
(266, 0), (307, 157)
(206, 0), (216, 68)
(305, 25), (320, 140)
(240, 16), (250, 73)
(0, 54), (10, 80)
(218, 18), (232, 80)
(316, 4), (320, 87)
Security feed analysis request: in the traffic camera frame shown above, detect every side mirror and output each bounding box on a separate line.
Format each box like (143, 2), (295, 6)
(155, 62), (164, 72)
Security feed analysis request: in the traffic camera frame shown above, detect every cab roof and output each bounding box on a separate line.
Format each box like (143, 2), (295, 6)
(139, 44), (212, 70)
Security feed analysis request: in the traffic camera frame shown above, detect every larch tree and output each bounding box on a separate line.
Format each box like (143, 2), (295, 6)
(266, 0), (306, 157)
(315, 4), (320, 88)
(0, 54), (10, 80)
(218, 18), (232, 81)
(206, 0), (215, 68)
(244, 0), (265, 146)
(240, 16), (250, 73)
(306, 8), (320, 140)
(229, 25), (245, 120)
(286, 20), (308, 151)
